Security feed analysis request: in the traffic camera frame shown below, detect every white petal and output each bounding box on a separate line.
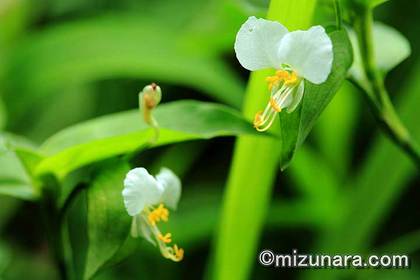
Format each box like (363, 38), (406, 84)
(277, 26), (333, 84)
(130, 216), (140, 238)
(136, 216), (156, 245)
(156, 168), (181, 210)
(287, 80), (305, 113)
(234, 16), (288, 71)
(122, 168), (163, 216)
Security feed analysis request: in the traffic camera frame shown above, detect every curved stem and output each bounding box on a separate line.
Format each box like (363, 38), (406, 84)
(353, 7), (420, 168)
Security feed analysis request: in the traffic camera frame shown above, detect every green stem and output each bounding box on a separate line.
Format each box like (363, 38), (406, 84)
(334, 0), (342, 30)
(354, 7), (420, 167)
(41, 176), (68, 280)
(139, 93), (160, 143)
(210, 1), (317, 279)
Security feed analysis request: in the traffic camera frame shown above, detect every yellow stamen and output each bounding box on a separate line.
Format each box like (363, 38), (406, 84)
(285, 71), (298, 85)
(255, 70), (300, 132)
(265, 76), (278, 82)
(253, 111), (264, 128)
(275, 69), (290, 79)
(158, 233), (172, 243)
(148, 203), (170, 226)
(253, 108), (277, 132)
(266, 75), (279, 91)
(269, 97), (282, 112)
(173, 245), (184, 261)
(266, 70), (298, 90)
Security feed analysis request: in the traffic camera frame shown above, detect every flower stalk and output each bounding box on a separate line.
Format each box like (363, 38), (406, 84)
(334, 0), (342, 30)
(353, 6), (420, 167)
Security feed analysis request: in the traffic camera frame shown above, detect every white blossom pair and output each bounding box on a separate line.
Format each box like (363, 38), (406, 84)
(234, 16), (334, 131)
(122, 167), (184, 262)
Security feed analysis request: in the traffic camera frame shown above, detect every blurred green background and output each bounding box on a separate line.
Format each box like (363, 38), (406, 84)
(0, 0), (419, 279)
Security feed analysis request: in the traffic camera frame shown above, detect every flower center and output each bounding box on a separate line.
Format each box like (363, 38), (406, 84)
(148, 203), (169, 225)
(266, 70), (298, 91)
(253, 69), (300, 132)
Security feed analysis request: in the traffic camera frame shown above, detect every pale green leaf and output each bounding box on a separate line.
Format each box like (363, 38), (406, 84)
(35, 100), (260, 179)
(373, 22), (411, 72)
(0, 135), (39, 200)
(4, 13), (244, 123)
(349, 22), (411, 85)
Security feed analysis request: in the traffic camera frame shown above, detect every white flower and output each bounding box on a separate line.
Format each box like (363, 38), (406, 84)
(234, 16), (333, 131)
(122, 167), (183, 262)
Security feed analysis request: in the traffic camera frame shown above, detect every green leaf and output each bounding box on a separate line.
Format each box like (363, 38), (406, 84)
(67, 188), (88, 280)
(306, 47), (420, 280)
(367, 0), (389, 8)
(0, 0), (29, 49)
(4, 13), (244, 123)
(315, 81), (359, 178)
(35, 100), (260, 179)
(289, 147), (340, 202)
(373, 23), (411, 71)
(84, 159), (131, 280)
(0, 135), (39, 200)
(0, 98), (6, 130)
(346, 0), (389, 9)
(349, 22), (411, 85)
(278, 29), (353, 169)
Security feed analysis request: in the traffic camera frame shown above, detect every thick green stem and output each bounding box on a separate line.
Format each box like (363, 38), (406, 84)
(354, 7), (420, 167)
(210, 1), (316, 279)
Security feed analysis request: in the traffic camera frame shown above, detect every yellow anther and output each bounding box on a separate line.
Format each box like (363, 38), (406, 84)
(284, 71), (298, 85)
(267, 70), (297, 90)
(148, 213), (158, 226)
(157, 204), (169, 221)
(266, 75), (280, 91)
(265, 76), (278, 82)
(173, 245), (184, 261)
(275, 70), (290, 79)
(158, 233), (172, 243)
(269, 97), (282, 112)
(253, 111), (264, 128)
(148, 204), (170, 226)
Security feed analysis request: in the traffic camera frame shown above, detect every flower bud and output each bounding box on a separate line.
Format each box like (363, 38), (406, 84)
(139, 83), (162, 128)
(140, 83), (161, 111)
